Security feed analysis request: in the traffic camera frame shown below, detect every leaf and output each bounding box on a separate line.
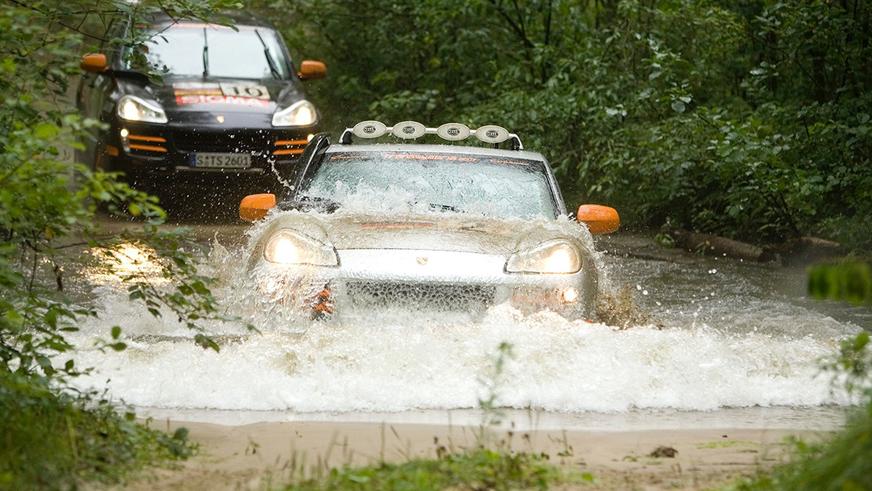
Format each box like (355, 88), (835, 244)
(111, 325), (122, 339)
(348, 474), (371, 484)
(34, 122), (60, 139)
(194, 334), (220, 352)
(44, 308), (58, 329)
(191, 280), (210, 295)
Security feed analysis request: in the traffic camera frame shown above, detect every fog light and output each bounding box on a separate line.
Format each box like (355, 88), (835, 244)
(119, 128), (130, 152)
(562, 287), (579, 303)
(307, 133), (314, 142)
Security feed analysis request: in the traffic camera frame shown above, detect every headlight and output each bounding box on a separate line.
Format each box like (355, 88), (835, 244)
(506, 240), (581, 274)
(117, 95), (168, 123)
(263, 229), (337, 266)
(272, 100), (318, 127)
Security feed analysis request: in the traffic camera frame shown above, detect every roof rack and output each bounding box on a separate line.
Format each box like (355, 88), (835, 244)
(339, 121), (524, 150)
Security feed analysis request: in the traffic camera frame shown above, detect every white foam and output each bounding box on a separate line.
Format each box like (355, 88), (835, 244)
(69, 294), (854, 412)
(68, 235), (861, 413)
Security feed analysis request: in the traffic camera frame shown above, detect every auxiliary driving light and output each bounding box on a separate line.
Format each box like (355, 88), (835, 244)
(562, 287), (580, 303)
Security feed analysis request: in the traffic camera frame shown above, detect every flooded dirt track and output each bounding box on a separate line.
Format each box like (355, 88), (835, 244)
(70, 219), (868, 430)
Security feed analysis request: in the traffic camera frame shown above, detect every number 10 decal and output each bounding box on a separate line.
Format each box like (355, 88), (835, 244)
(220, 83), (270, 100)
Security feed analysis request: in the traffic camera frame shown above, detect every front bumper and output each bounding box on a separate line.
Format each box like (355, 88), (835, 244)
(254, 249), (598, 320)
(99, 120), (316, 180)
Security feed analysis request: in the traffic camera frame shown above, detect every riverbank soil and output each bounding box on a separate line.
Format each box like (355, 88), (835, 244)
(127, 421), (822, 490)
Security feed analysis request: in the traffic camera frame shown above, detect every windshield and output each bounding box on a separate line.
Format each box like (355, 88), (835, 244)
(298, 151), (558, 219)
(139, 24), (291, 79)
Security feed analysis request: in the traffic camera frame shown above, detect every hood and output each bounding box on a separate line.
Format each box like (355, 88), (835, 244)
(255, 211), (594, 256)
(121, 77), (306, 127)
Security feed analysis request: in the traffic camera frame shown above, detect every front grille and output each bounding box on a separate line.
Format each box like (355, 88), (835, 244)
(343, 280), (495, 312)
(172, 128), (274, 154)
(124, 133), (169, 157)
(167, 128), (307, 161)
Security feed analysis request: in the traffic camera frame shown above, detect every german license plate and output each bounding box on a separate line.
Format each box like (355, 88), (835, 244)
(194, 153), (251, 168)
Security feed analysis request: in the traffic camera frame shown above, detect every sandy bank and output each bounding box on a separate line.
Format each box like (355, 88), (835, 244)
(127, 420), (825, 490)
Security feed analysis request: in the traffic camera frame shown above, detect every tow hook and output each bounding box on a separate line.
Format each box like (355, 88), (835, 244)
(311, 285), (334, 320)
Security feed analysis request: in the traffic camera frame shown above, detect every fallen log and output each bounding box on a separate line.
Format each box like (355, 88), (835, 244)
(668, 229), (771, 262)
(764, 236), (845, 264)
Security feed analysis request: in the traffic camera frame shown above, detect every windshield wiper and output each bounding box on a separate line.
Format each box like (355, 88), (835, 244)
(201, 27), (209, 77)
(429, 203), (460, 213)
(291, 195), (340, 213)
(255, 29), (281, 79)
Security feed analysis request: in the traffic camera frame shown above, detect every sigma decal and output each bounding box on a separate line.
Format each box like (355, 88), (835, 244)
(173, 82), (271, 106)
(173, 82), (222, 97)
(175, 95), (271, 107)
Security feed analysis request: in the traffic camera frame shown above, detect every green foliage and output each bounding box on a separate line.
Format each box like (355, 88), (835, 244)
(0, 0), (238, 486)
(808, 261), (872, 306)
(734, 407), (872, 491)
(260, 0), (872, 249)
(0, 370), (194, 489)
(0, 0), (241, 374)
(286, 448), (563, 491)
(732, 332), (872, 491)
(823, 331), (872, 400)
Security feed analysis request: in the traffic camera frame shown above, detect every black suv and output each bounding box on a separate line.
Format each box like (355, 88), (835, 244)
(76, 13), (325, 196)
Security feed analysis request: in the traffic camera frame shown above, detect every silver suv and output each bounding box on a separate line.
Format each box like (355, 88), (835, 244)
(238, 122), (620, 321)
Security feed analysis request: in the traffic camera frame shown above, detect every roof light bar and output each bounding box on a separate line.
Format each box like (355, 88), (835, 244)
(340, 121), (523, 149)
(351, 120), (387, 139)
(475, 125), (510, 144)
(437, 123), (470, 141)
(392, 121), (426, 139)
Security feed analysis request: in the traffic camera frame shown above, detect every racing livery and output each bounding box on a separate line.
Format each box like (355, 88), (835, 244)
(76, 14), (325, 192)
(237, 121), (621, 320)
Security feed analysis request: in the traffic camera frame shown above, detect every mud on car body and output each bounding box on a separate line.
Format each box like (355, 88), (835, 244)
(238, 122), (620, 321)
(76, 13), (325, 193)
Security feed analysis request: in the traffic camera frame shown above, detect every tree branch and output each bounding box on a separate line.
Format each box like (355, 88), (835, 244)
(3, 0), (110, 42)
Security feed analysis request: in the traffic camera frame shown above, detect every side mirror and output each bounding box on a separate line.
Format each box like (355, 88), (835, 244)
(577, 204), (620, 234)
(240, 193), (276, 222)
(81, 53), (108, 73)
(298, 60), (327, 80)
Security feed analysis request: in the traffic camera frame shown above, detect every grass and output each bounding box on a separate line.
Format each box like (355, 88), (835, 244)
(0, 370), (194, 490)
(283, 447), (580, 491)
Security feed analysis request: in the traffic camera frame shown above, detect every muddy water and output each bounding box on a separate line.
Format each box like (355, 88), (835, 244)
(68, 222), (868, 430)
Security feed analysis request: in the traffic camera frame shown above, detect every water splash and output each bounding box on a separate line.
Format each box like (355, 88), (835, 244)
(68, 232), (861, 413)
